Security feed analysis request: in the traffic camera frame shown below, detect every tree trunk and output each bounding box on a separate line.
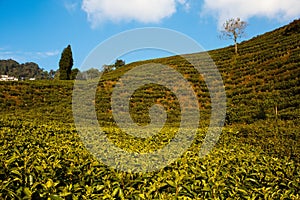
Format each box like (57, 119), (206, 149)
(234, 42), (238, 54)
(234, 34), (238, 54)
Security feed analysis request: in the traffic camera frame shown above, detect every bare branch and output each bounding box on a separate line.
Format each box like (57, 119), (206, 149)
(220, 17), (247, 54)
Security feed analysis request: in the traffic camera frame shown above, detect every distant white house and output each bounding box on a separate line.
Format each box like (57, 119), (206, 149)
(29, 78), (36, 81)
(0, 75), (18, 81)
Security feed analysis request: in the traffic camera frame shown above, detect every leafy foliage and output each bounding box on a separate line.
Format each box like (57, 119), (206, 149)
(0, 117), (299, 199)
(70, 68), (80, 80)
(103, 59), (126, 73)
(0, 59), (49, 80)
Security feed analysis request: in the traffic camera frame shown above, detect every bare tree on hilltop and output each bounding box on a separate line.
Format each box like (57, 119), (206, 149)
(221, 18), (247, 54)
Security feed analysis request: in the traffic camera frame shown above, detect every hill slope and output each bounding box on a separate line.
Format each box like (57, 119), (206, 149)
(1, 19), (299, 157)
(0, 59), (49, 80)
(98, 19), (300, 125)
(0, 19), (299, 125)
(0, 19), (299, 200)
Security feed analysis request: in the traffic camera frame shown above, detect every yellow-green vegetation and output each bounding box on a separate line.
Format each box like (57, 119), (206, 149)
(1, 117), (299, 199)
(0, 20), (299, 199)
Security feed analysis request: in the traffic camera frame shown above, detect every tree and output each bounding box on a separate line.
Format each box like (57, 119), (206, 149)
(85, 68), (100, 79)
(221, 18), (247, 54)
(70, 68), (80, 80)
(48, 69), (56, 79)
(74, 68), (100, 80)
(102, 59), (125, 73)
(0, 59), (48, 80)
(114, 59), (125, 69)
(59, 45), (73, 80)
(102, 64), (114, 73)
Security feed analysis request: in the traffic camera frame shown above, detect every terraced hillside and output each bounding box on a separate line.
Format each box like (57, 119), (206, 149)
(1, 20), (299, 124)
(93, 19), (300, 162)
(0, 19), (299, 199)
(98, 19), (300, 125)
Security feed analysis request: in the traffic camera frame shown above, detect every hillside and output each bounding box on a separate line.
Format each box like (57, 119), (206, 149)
(0, 20), (299, 126)
(97, 19), (300, 124)
(0, 59), (50, 80)
(0, 20), (299, 199)
(1, 19), (299, 155)
(0, 19), (299, 129)
(1, 20), (299, 121)
(92, 19), (299, 161)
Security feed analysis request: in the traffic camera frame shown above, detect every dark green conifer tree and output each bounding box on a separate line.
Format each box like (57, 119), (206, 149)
(59, 45), (73, 80)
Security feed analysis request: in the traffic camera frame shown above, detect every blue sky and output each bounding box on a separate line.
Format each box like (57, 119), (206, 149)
(0, 0), (299, 71)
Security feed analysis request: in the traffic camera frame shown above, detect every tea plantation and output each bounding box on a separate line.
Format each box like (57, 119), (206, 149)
(0, 20), (299, 199)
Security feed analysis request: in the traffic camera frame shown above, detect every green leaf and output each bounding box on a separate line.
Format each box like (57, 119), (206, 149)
(23, 187), (32, 197)
(118, 188), (125, 200)
(45, 179), (53, 188)
(95, 185), (105, 191)
(138, 194), (146, 199)
(166, 180), (176, 188)
(50, 194), (63, 200)
(236, 188), (248, 195)
(112, 187), (119, 197)
(11, 169), (22, 177)
(202, 186), (210, 192)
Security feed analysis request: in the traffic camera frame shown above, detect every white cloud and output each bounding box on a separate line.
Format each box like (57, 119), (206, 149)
(38, 50), (60, 57)
(202, 0), (300, 27)
(81, 0), (190, 27)
(64, 1), (79, 13)
(178, 0), (191, 11)
(0, 48), (59, 62)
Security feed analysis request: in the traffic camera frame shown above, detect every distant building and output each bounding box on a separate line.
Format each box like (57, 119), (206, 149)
(29, 78), (36, 81)
(0, 75), (18, 81)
